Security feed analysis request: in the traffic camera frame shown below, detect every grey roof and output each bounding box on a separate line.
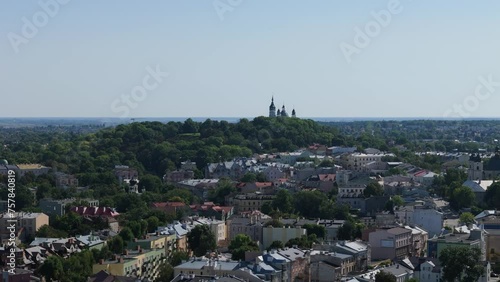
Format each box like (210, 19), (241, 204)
(30, 237), (60, 246)
(277, 248), (306, 261)
(463, 180), (494, 193)
(387, 227), (411, 235)
(175, 259), (241, 271)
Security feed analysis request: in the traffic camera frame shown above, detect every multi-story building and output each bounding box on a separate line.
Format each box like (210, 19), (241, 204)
(395, 205), (443, 237)
(151, 201), (187, 216)
(355, 263), (414, 282)
(226, 193), (275, 213)
(228, 211), (272, 245)
(174, 259), (262, 280)
(330, 240), (371, 272)
(127, 233), (177, 259)
(54, 172), (79, 188)
(262, 166), (286, 182)
(404, 225), (428, 257)
(113, 165), (138, 182)
(427, 229), (485, 259)
(164, 170), (195, 183)
(39, 198), (99, 216)
(369, 227), (412, 260)
(404, 257), (442, 282)
(475, 210), (500, 261)
(175, 179), (221, 200)
(339, 153), (393, 172)
(0, 212), (49, 241)
(262, 226), (306, 250)
(15, 164), (50, 176)
(93, 248), (165, 280)
(205, 158), (258, 180)
(310, 250), (356, 277)
(193, 217), (227, 244)
(157, 222), (190, 252)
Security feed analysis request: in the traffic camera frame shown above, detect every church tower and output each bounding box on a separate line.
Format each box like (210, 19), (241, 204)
(281, 105), (288, 117)
(468, 154), (483, 180)
(269, 97), (276, 117)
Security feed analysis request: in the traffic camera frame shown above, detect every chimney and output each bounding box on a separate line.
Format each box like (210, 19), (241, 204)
(137, 245), (141, 251)
(119, 257), (124, 263)
(99, 259), (104, 264)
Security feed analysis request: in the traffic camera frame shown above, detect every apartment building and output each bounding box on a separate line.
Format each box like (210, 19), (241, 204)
(226, 193), (275, 213)
(93, 248), (165, 281)
(262, 226), (306, 250)
(0, 212), (49, 241)
(39, 198), (99, 216)
(369, 227), (412, 260)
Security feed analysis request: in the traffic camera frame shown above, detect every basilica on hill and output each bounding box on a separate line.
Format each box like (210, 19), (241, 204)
(268, 97), (296, 118)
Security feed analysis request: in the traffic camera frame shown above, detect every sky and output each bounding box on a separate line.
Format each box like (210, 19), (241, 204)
(1, 0), (500, 118)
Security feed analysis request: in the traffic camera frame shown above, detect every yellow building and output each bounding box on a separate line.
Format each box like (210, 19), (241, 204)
(0, 212), (49, 241)
(127, 233), (177, 259)
(93, 248), (165, 280)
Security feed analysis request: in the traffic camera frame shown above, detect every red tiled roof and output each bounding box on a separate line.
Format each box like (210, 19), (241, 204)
(413, 170), (428, 177)
(70, 206), (119, 217)
(151, 202), (186, 208)
(255, 182), (273, 188)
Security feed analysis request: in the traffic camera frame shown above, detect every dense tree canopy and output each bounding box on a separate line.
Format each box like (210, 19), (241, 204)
(375, 271), (397, 282)
(187, 225), (217, 257)
(440, 247), (483, 282)
(229, 234), (259, 260)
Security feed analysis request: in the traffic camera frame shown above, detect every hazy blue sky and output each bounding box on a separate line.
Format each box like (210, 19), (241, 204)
(2, 0), (500, 118)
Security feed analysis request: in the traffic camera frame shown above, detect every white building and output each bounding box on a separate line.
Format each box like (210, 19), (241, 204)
(395, 206), (443, 237)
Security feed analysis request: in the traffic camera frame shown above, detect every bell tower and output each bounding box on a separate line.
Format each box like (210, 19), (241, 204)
(269, 96), (276, 117)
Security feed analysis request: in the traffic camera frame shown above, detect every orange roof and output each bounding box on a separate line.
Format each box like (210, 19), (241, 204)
(255, 182), (273, 188)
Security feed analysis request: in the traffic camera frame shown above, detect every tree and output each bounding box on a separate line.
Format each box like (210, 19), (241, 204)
(459, 212), (475, 226)
(337, 220), (363, 241)
(146, 216), (161, 233)
(449, 186), (475, 210)
(38, 256), (64, 281)
(440, 247), (484, 282)
(391, 195), (404, 207)
(118, 227), (134, 242)
(285, 234), (318, 248)
(155, 262), (174, 282)
(485, 181), (500, 209)
(208, 180), (236, 205)
(267, 240), (284, 251)
(293, 190), (325, 217)
(36, 225), (68, 238)
(364, 182), (384, 198)
(260, 201), (273, 215)
(272, 189), (293, 214)
(302, 224), (326, 239)
(139, 174), (162, 193)
(187, 225), (216, 257)
(229, 234), (259, 260)
(264, 219), (284, 228)
(240, 172), (257, 183)
(375, 271), (397, 282)
(169, 250), (190, 266)
(109, 236), (124, 254)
